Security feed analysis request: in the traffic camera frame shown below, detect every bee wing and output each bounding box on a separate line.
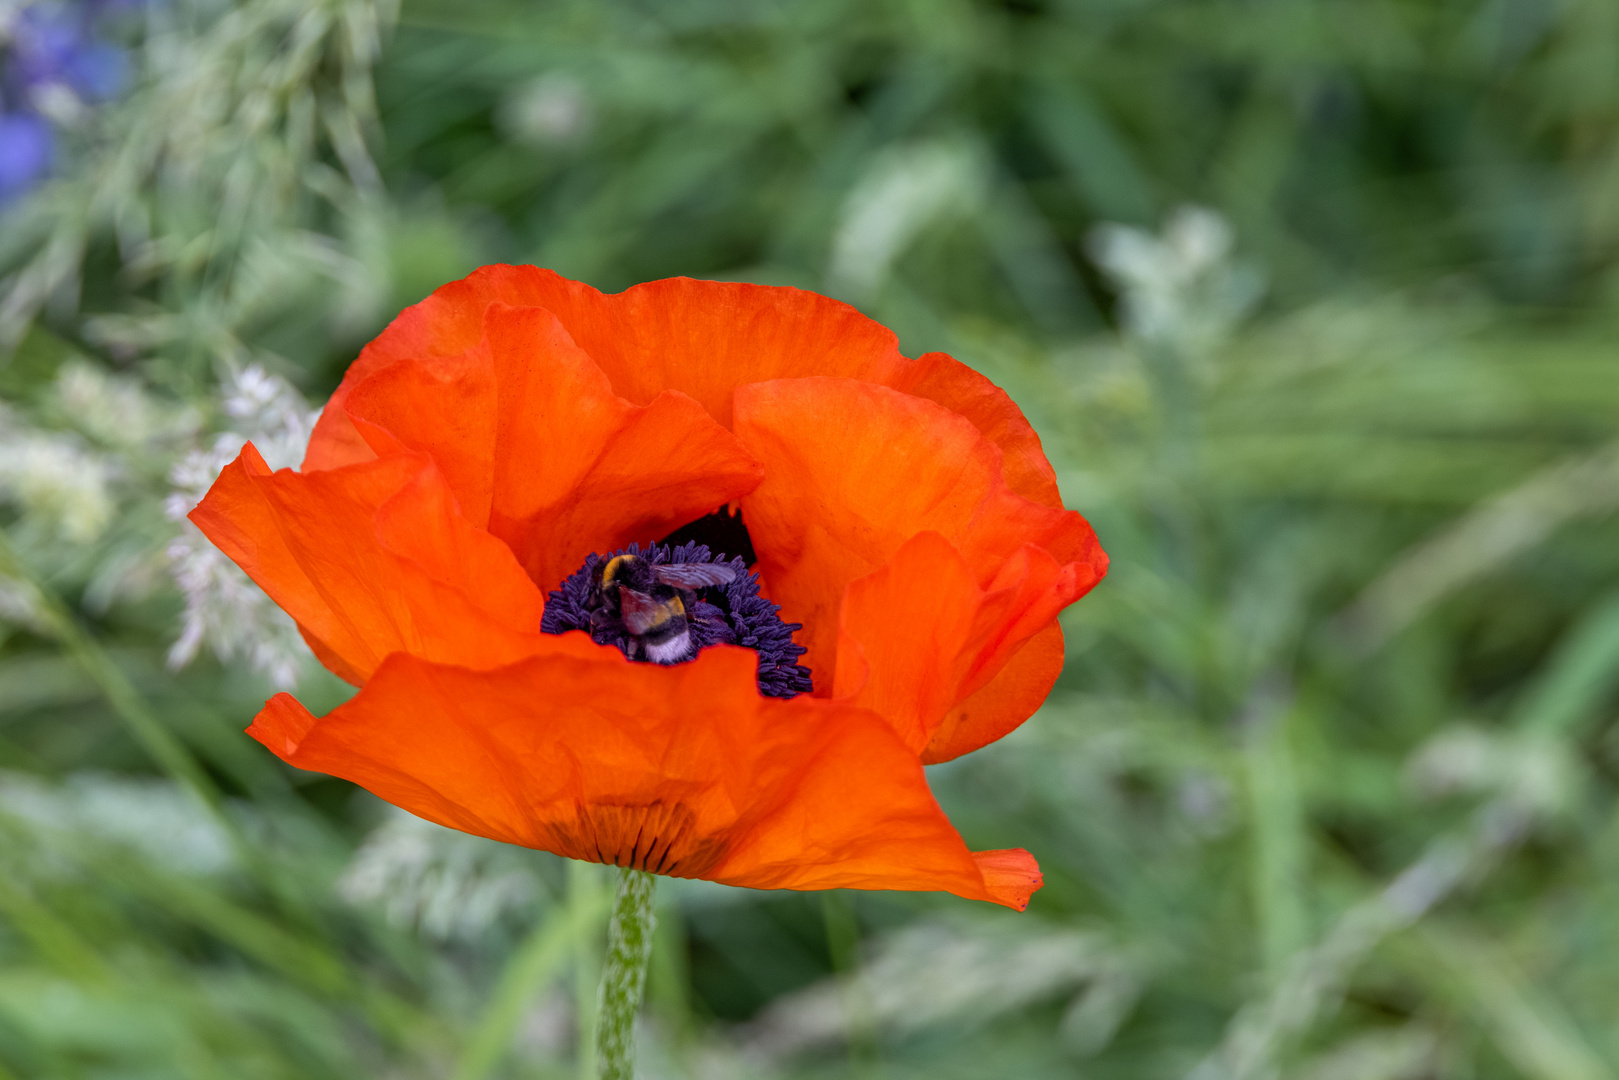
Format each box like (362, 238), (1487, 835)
(618, 587), (671, 635)
(654, 562), (738, 589)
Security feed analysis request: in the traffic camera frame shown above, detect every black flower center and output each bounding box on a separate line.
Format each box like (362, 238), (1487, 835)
(658, 507), (757, 566)
(541, 523), (813, 699)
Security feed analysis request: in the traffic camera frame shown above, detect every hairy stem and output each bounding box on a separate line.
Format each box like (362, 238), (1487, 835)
(597, 868), (657, 1080)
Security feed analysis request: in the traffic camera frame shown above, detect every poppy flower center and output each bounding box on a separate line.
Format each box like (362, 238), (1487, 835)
(540, 525), (813, 699)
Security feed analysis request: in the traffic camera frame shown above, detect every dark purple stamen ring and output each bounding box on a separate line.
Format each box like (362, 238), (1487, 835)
(542, 540), (814, 699)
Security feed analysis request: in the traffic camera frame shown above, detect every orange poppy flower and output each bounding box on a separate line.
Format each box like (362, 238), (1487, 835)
(192, 267), (1107, 910)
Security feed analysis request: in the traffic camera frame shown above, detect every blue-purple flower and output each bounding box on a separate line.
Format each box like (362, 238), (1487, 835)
(0, 0), (134, 200)
(0, 112), (52, 198)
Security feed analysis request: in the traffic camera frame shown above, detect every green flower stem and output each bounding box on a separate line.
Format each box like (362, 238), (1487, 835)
(596, 868), (657, 1080)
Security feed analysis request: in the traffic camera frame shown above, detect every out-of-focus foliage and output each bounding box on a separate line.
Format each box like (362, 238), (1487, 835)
(1, 0), (1617, 1077)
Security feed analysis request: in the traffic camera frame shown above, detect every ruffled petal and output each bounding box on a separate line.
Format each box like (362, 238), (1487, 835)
(305, 268), (542, 471)
(479, 304), (764, 591)
(304, 266), (908, 469)
(970, 849), (1044, 910)
(887, 351), (1062, 509)
(511, 275), (909, 429)
(343, 343), (498, 526)
(733, 377), (1106, 690)
(923, 621), (1065, 765)
(831, 532), (1088, 754)
(307, 269), (1066, 535)
(189, 443), (552, 681)
(296, 621), (367, 686)
(339, 303), (765, 592)
(247, 644), (1038, 909)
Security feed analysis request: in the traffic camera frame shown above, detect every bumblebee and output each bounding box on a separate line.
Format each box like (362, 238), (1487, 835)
(586, 554), (738, 664)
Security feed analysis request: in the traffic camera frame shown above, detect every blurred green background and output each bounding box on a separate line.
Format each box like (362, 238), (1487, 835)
(1, 0), (1618, 1077)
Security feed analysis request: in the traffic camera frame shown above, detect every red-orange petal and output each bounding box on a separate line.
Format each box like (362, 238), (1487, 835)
(970, 849), (1045, 909)
(733, 377), (1105, 690)
(343, 343), (499, 526)
(923, 621), (1065, 764)
(189, 443), (555, 681)
(832, 532), (1091, 754)
(886, 351), (1062, 509)
(247, 644), (1038, 909)
(479, 304), (763, 591)
(307, 268), (1067, 531)
(296, 621), (367, 686)
(507, 275), (909, 429)
(341, 303), (764, 592)
(304, 267), (909, 469)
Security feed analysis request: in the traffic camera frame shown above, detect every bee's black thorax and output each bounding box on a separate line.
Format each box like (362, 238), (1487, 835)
(586, 554), (696, 663)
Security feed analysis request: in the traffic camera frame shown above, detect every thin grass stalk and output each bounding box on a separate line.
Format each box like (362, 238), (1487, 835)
(0, 527), (318, 925)
(0, 528), (227, 826)
(454, 879), (608, 1080)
